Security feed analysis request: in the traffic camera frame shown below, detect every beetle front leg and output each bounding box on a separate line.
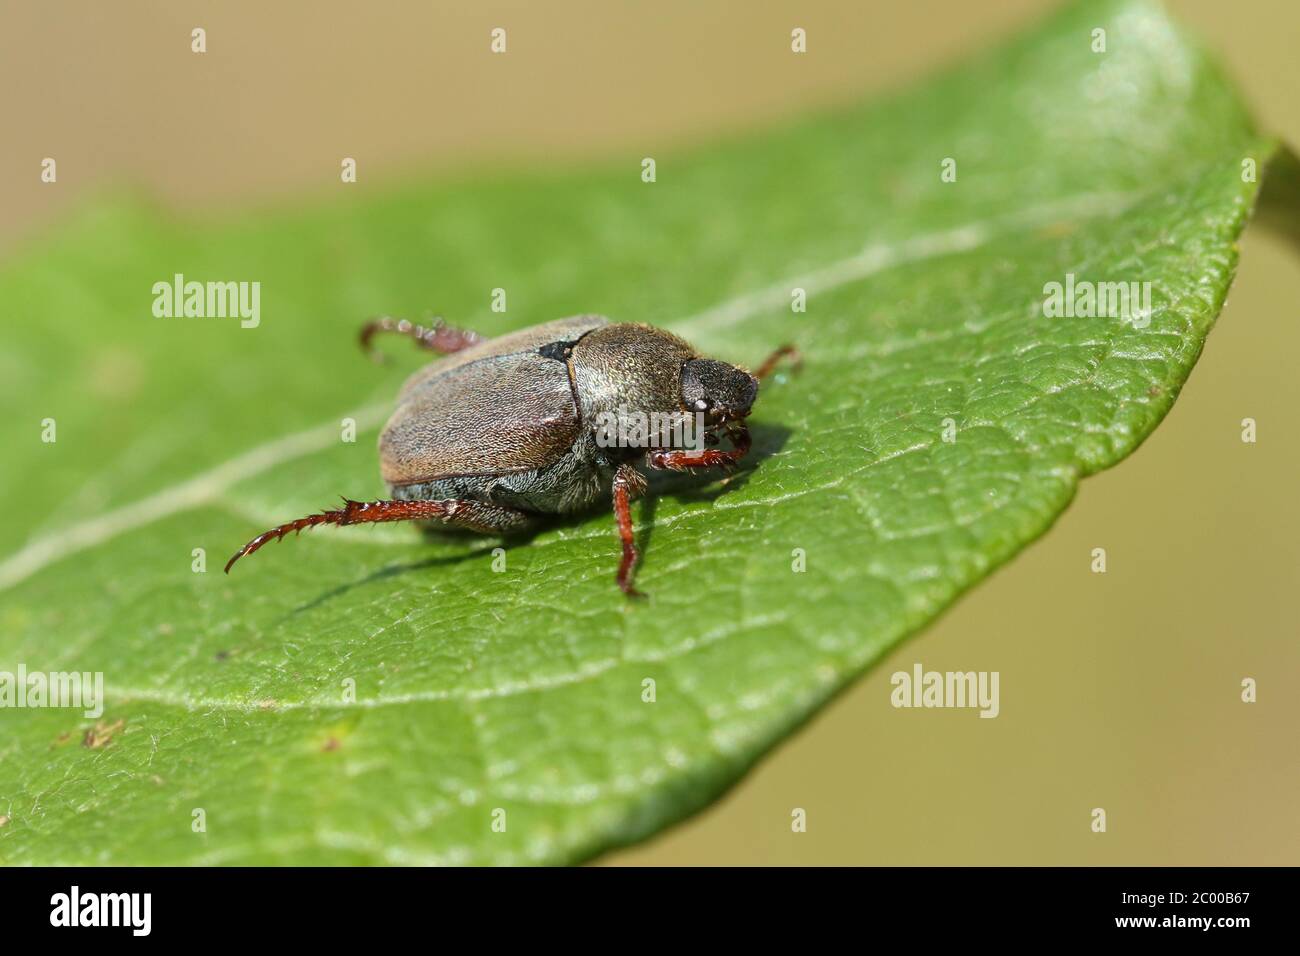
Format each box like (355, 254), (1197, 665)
(359, 316), (485, 361)
(647, 424), (752, 473)
(225, 497), (533, 573)
(612, 463), (648, 597)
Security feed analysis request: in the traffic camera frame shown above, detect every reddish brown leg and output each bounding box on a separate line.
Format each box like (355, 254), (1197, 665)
(612, 464), (647, 597)
(225, 497), (533, 573)
(359, 316), (485, 361)
(754, 344), (801, 381)
(647, 424), (752, 473)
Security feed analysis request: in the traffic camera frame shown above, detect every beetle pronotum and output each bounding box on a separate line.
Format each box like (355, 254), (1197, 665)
(225, 315), (797, 594)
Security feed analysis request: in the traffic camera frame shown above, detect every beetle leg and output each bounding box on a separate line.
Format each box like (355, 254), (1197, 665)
(612, 464), (648, 597)
(754, 344), (801, 381)
(646, 423), (752, 473)
(359, 316), (485, 361)
(225, 497), (533, 573)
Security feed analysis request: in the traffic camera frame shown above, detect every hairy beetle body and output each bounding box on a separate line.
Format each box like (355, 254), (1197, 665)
(383, 316), (705, 519)
(226, 313), (796, 594)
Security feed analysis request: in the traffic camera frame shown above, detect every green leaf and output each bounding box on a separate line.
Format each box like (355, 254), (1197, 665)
(0, 0), (1284, 864)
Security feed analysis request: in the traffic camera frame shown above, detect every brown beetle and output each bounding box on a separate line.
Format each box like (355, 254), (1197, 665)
(225, 315), (796, 594)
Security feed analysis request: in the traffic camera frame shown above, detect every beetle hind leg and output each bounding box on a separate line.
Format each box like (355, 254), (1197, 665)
(225, 497), (534, 573)
(359, 316), (485, 361)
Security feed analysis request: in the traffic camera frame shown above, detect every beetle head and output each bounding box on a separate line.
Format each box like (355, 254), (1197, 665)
(681, 359), (759, 425)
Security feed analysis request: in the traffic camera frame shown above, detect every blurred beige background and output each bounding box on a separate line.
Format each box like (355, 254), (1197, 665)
(2, 0), (1295, 864)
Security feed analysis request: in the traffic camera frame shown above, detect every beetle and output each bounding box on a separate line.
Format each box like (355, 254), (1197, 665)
(225, 314), (797, 594)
